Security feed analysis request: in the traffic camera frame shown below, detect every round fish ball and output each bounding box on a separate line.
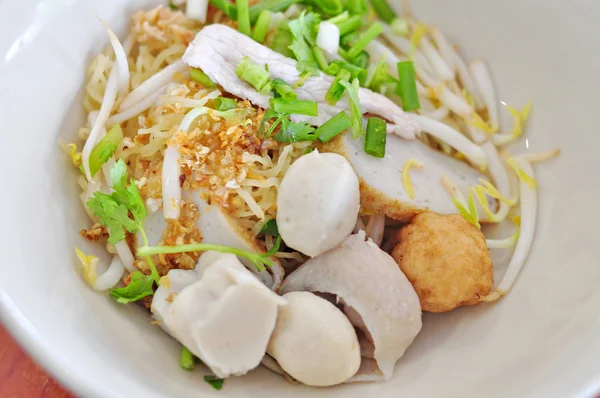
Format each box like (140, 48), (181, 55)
(276, 151), (360, 257)
(267, 292), (361, 387)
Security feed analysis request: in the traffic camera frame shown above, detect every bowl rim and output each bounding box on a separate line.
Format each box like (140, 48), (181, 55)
(1, 291), (111, 398)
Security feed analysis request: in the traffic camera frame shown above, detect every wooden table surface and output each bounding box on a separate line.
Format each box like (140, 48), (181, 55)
(0, 325), (72, 398)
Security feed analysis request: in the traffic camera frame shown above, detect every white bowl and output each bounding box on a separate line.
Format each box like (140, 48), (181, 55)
(1, 0), (599, 397)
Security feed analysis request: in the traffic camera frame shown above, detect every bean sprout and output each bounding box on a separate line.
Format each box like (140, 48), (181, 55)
(482, 158), (537, 302)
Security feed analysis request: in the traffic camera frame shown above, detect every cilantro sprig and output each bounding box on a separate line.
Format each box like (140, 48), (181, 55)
(260, 219), (282, 257)
(87, 160), (278, 304)
(87, 159), (160, 303)
(288, 11), (321, 83)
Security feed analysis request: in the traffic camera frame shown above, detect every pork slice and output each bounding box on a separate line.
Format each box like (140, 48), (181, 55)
(182, 24), (420, 139)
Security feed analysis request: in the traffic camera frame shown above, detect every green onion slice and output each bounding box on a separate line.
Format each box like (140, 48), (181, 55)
(89, 124), (123, 177)
(397, 61), (420, 111)
(236, 0), (251, 35)
(249, 0), (301, 23)
(235, 58), (272, 93)
(335, 14), (362, 36)
(325, 68), (351, 105)
(272, 78), (297, 101)
(270, 98), (318, 116)
(251, 9), (273, 43)
(190, 68), (216, 88)
(316, 111), (352, 142)
(346, 22), (383, 60)
(364, 117), (386, 158)
(180, 346), (195, 371)
(209, 0), (238, 19)
(214, 97), (237, 111)
(369, 0), (396, 24)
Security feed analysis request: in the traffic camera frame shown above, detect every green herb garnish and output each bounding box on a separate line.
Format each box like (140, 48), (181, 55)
(190, 68), (216, 88)
(364, 117), (386, 158)
(204, 375), (225, 390)
(89, 124), (123, 177)
(339, 78), (363, 138)
(235, 57), (272, 93)
(397, 61), (420, 111)
(180, 346), (196, 371)
(316, 110), (351, 142)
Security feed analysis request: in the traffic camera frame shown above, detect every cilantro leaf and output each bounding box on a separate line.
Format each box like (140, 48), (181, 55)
(204, 375), (225, 390)
(258, 108), (288, 139)
(109, 271), (154, 304)
(288, 12), (320, 78)
(272, 118), (317, 143)
(125, 179), (146, 224)
(260, 219), (279, 237)
(109, 159), (146, 225)
(261, 219), (282, 257)
(366, 54), (393, 93)
(87, 191), (138, 244)
(110, 158), (128, 192)
(87, 160), (146, 244)
(295, 11), (321, 46)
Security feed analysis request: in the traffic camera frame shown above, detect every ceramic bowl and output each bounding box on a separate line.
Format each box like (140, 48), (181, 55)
(1, 0), (599, 397)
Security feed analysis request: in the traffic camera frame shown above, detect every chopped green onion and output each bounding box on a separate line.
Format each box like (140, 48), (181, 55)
(204, 375), (225, 390)
(249, 0), (300, 23)
(304, 147), (315, 154)
(236, 0), (251, 35)
(251, 9), (273, 43)
(369, 0), (396, 24)
(351, 51), (369, 69)
(270, 98), (318, 116)
(308, 0), (344, 16)
(326, 10), (349, 24)
(235, 58), (272, 93)
(397, 61), (420, 111)
(328, 60), (367, 85)
(316, 111), (352, 142)
(335, 15), (362, 36)
(190, 68), (216, 88)
(271, 23), (294, 57)
(272, 78), (297, 101)
(180, 346), (195, 371)
(169, 0), (179, 11)
(89, 124), (123, 177)
(209, 0), (238, 19)
(346, 0), (368, 15)
(339, 78), (363, 138)
(364, 117), (386, 157)
(312, 46), (330, 71)
(325, 68), (351, 105)
(365, 54), (390, 92)
(391, 17), (409, 36)
(324, 62), (340, 76)
(340, 31), (359, 49)
(214, 97), (237, 111)
(346, 22), (383, 60)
